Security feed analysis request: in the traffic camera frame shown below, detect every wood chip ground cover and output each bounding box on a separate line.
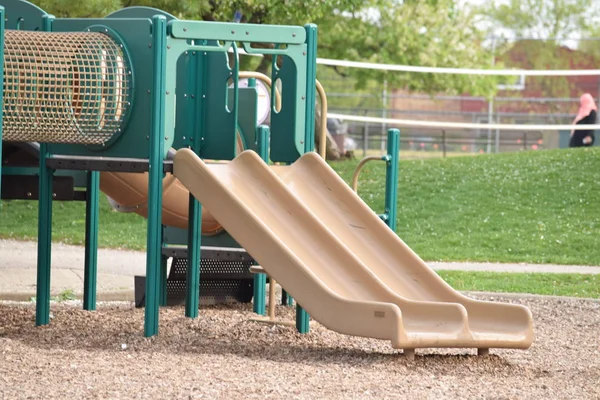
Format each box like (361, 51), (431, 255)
(0, 295), (598, 399)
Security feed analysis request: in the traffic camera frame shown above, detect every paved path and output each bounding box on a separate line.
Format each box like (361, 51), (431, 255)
(1, 239), (598, 301)
(428, 261), (600, 274)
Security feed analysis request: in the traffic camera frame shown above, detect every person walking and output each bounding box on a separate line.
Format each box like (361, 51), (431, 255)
(569, 93), (597, 148)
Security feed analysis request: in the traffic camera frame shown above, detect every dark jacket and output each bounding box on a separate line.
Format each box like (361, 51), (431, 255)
(569, 110), (596, 147)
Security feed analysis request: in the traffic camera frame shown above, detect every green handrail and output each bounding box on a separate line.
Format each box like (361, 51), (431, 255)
(350, 129), (400, 231)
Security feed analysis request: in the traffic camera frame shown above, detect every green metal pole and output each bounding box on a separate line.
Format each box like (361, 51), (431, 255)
(36, 145), (54, 326)
(159, 224), (167, 307)
(252, 125), (270, 315)
(296, 304), (310, 333)
(83, 171), (99, 311)
(303, 24), (318, 153)
(186, 195), (202, 317)
(282, 291), (294, 307)
(159, 251), (168, 307)
(384, 129), (400, 232)
(144, 15), (167, 337)
(184, 36), (206, 319)
(35, 14), (55, 327)
(293, 24), (319, 335)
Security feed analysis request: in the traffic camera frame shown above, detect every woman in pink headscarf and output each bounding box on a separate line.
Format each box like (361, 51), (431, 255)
(569, 93), (597, 147)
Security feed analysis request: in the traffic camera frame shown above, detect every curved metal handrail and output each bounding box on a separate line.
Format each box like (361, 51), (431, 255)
(351, 155), (391, 193)
(315, 79), (328, 159)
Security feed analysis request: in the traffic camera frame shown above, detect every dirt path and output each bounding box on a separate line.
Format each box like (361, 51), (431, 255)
(0, 294), (598, 399)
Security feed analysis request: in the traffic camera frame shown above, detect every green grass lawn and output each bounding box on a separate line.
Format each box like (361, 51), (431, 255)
(1, 147), (599, 266)
(439, 271), (599, 298)
(0, 194), (148, 250)
(331, 147), (600, 266)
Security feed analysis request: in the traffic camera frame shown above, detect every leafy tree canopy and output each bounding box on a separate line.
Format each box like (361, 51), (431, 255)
(29, 0), (497, 95)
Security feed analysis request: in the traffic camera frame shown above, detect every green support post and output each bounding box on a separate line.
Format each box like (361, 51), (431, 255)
(186, 195), (202, 317)
(185, 36), (205, 319)
(252, 125), (270, 315)
(296, 304), (310, 333)
(159, 225), (168, 307)
(35, 14), (55, 327)
(384, 129), (400, 232)
(144, 15), (167, 337)
(159, 250), (168, 307)
(292, 24), (318, 334)
(36, 144), (54, 326)
(303, 24), (318, 152)
(281, 291), (294, 307)
(83, 171), (100, 311)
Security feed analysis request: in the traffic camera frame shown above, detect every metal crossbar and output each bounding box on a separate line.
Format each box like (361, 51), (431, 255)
(2, 30), (131, 144)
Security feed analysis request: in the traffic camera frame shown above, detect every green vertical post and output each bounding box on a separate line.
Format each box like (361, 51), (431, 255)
(252, 125), (270, 315)
(36, 145), (54, 326)
(186, 195), (202, 317)
(384, 129), (400, 232)
(0, 7), (4, 192)
(303, 24), (318, 152)
(83, 171), (100, 311)
(144, 15), (167, 337)
(293, 24), (318, 335)
(185, 37), (205, 319)
(35, 14), (55, 327)
(281, 291), (294, 307)
(296, 304), (310, 333)
(159, 250), (168, 307)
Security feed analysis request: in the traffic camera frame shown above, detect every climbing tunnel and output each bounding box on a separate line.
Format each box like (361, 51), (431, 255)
(2, 29), (132, 144)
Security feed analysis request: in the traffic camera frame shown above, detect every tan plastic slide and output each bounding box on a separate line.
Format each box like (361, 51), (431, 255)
(173, 148), (534, 352)
(100, 171), (224, 236)
(99, 136), (245, 236)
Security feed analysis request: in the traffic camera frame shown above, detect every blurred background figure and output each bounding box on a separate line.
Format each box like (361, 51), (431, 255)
(569, 93), (597, 147)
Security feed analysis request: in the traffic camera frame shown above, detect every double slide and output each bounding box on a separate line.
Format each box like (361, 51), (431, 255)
(173, 149), (533, 351)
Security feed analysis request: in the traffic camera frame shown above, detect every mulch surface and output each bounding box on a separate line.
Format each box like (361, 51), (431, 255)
(0, 294), (598, 399)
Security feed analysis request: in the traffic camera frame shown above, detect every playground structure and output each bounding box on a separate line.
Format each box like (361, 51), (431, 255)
(0, 0), (533, 356)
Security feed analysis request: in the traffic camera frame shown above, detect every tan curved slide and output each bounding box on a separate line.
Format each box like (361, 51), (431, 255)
(99, 136), (245, 236)
(173, 148), (534, 351)
(100, 171), (224, 236)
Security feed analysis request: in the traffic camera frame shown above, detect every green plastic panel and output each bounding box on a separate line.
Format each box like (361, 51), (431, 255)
(234, 89), (259, 152)
(170, 50), (256, 157)
(46, 18), (173, 159)
(166, 24), (308, 163)
(270, 54), (307, 163)
(1, 0), (47, 30)
(169, 20), (305, 44)
(166, 40), (238, 160)
(171, 49), (198, 151)
(200, 50), (238, 160)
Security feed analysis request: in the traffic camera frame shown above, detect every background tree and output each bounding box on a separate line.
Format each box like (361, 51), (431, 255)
(478, 0), (598, 42)
(30, 0), (121, 17)
(476, 0), (600, 104)
(30, 0), (497, 95)
(29, 0), (501, 157)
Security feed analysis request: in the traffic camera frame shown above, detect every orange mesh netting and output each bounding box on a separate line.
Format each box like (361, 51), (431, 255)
(2, 30), (132, 144)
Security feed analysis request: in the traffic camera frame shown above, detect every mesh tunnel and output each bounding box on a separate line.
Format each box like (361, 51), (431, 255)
(2, 29), (132, 145)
